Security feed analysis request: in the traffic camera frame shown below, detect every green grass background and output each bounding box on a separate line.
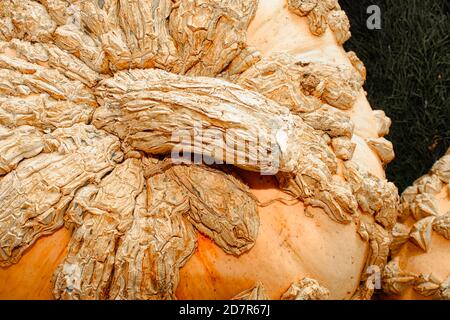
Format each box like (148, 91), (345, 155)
(340, 0), (450, 191)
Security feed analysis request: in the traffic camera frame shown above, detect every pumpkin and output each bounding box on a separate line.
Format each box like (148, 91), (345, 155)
(382, 149), (450, 300)
(0, 0), (399, 300)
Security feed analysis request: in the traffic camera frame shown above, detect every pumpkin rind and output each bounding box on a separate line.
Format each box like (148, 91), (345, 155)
(382, 149), (450, 300)
(0, 0), (401, 300)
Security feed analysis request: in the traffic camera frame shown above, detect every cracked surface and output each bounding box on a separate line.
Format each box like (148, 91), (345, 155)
(237, 53), (363, 112)
(0, 125), (45, 176)
(281, 277), (330, 300)
(358, 220), (391, 279)
(384, 149), (450, 299)
(168, 164), (258, 256)
(169, 0), (258, 76)
(109, 161), (196, 300)
(53, 158), (144, 300)
(0, 0), (401, 301)
(287, 0), (350, 44)
(0, 124), (122, 266)
(93, 68), (331, 175)
(2, 0), (258, 76)
(344, 162), (398, 230)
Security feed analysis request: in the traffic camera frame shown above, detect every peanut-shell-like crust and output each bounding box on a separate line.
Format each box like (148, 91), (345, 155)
(0, 124), (122, 266)
(109, 162), (197, 300)
(0, 125), (45, 176)
(287, 0), (350, 44)
(53, 158), (144, 300)
(168, 164), (259, 256)
(281, 277), (330, 300)
(0, 0), (401, 300)
(383, 148), (450, 300)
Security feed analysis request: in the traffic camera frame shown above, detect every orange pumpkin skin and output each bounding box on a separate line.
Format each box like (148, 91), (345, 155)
(0, 175), (369, 300)
(0, 0), (395, 300)
(384, 162), (450, 300)
(176, 0), (389, 300)
(176, 172), (368, 300)
(0, 229), (70, 300)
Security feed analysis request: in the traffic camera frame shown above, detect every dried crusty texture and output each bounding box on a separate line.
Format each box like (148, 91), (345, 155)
(301, 105), (354, 140)
(54, 24), (109, 74)
(0, 1), (14, 41)
(344, 162), (399, 230)
(0, 124), (122, 267)
(10, 0), (258, 76)
(414, 174), (443, 195)
(401, 173), (443, 221)
(109, 162), (196, 300)
(383, 260), (450, 300)
(436, 277), (450, 300)
(327, 9), (351, 45)
(235, 54), (358, 162)
(331, 136), (355, 161)
(351, 284), (374, 300)
(59, 0), (125, 70)
(0, 39), (96, 130)
(278, 169), (357, 224)
(287, 0), (350, 44)
(281, 278), (330, 300)
(366, 137), (395, 165)
(232, 282), (268, 300)
(382, 259), (450, 299)
(382, 258), (417, 296)
(53, 158), (144, 300)
(358, 220), (392, 279)
(0, 39), (102, 87)
(409, 216), (435, 252)
(43, 0), (127, 73)
(169, 0), (258, 76)
(64, 0), (179, 72)
(0, 125), (45, 176)
(219, 46), (262, 80)
(0, 65), (96, 107)
(346, 51), (366, 82)
(0, 94), (94, 131)
(385, 149), (450, 299)
(0, 0), (400, 301)
(114, 0), (178, 70)
(372, 109), (392, 138)
(168, 164), (258, 256)
(93, 68), (333, 175)
(357, 219), (393, 300)
(397, 148), (449, 237)
(430, 149), (450, 183)
(413, 274), (441, 297)
(433, 213), (450, 240)
(93, 68), (365, 225)
(390, 222), (410, 255)
(36, 0), (74, 27)
(53, 156), (259, 300)
(406, 192), (440, 222)
(8, 0), (57, 43)
(237, 53), (363, 112)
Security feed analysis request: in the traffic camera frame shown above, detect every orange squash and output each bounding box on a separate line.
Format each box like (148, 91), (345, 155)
(0, 0), (399, 300)
(382, 149), (450, 300)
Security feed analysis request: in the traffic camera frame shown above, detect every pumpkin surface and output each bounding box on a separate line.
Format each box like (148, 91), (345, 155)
(0, 0), (399, 300)
(382, 149), (450, 300)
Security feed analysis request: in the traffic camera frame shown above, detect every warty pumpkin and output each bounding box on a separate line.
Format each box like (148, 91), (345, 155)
(0, 0), (400, 300)
(382, 149), (450, 300)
